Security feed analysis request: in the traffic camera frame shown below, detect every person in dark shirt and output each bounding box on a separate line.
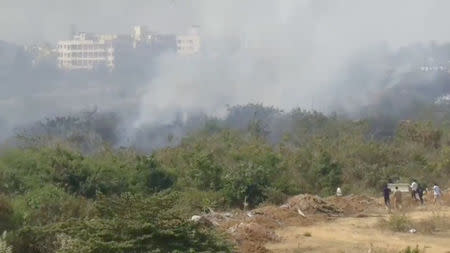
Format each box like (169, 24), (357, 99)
(383, 184), (391, 212)
(417, 186), (424, 205)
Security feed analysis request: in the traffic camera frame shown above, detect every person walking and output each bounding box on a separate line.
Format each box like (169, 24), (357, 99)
(433, 183), (442, 205)
(417, 186), (424, 205)
(410, 180), (418, 201)
(393, 186), (402, 210)
(383, 184), (392, 212)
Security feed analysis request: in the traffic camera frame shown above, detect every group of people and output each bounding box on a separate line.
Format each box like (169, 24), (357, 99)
(383, 180), (443, 212)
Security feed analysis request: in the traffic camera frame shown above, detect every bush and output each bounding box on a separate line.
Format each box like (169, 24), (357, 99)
(133, 155), (176, 193)
(0, 196), (15, 232)
(379, 214), (412, 232)
(400, 245), (421, 253)
(12, 185), (93, 227)
(189, 152), (223, 191)
(0, 232), (12, 253)
(222, 162), (275, 207)
(13, 193), (232, 253)
(177, 189), (228, 214)
(310, 152), (342, 196)
(263, 187), (288, 205)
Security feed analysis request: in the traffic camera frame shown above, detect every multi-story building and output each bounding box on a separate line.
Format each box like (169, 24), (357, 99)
(176, 26), (201, 55)
(57, 25), (201, 70)
(57, 33), (115, 70)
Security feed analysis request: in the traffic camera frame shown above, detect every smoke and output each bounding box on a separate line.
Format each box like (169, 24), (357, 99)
(1, 0), (450, 148)
(135, 0), (450, 127)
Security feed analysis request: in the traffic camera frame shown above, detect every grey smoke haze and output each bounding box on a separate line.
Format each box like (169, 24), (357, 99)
(1, 0), (450, 144)
(135, 0), (450, 125)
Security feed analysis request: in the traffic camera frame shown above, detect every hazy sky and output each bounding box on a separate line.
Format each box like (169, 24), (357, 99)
(1, 0), (450, 139)
(1, 0), (449, 45)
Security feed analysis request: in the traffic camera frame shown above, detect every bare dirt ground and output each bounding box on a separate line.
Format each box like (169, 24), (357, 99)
(203, 192), (450, 253)
(266, 206), (450, 253)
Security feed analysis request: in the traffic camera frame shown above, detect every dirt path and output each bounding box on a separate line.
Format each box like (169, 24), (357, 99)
(266, 207), (450, 253)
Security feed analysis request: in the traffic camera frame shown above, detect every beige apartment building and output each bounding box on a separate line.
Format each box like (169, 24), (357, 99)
(56, 26), (201, 70)
(176, 26), (200, 55)
(57, 33), (115, 70)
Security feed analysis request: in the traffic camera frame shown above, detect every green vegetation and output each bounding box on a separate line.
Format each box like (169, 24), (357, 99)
(0, 105), (450, 252)
(399, 245), (421, 253)
(13, 193), (231, 253)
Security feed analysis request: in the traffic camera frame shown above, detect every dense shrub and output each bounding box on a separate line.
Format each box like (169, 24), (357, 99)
(310, 152), (343, 196)
(12, 193), (232, 253)
(378, 214), (413, 232)
(222, 161), (275, 207)
(0, 197), (16, 232)
(189, 152), (223, 191)
(133, 155), (176, 193)
(12, 185), (94, 227)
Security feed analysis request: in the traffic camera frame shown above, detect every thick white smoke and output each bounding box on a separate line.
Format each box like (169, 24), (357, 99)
(135, 0), (450, 126)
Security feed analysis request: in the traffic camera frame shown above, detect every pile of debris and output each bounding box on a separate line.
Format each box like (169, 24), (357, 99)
(229, 222), (279, 253)
(326, 194), (382, 216)
(190, 194), (348, 253)
(190, 209), (282, 253)
(287, 194), (343, 217)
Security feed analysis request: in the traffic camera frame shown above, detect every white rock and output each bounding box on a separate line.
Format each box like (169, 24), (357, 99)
(280, 203), (291, 209)
(191, 215), (202, 222)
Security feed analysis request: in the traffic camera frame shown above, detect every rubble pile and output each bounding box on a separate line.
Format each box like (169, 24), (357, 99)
(190, 194), (374, 253)
(326, 194), (382, 215)
(230, 222), (279, 253)
(287, 194), (343, 216)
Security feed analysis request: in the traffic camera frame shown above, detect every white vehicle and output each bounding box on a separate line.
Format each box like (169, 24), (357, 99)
(387, 183), (409, 193)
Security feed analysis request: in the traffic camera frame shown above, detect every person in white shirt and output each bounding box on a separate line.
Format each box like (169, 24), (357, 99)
(410, 180), (418, 200)
(336, 187), (342, 197)
(433, 183), (442, 205)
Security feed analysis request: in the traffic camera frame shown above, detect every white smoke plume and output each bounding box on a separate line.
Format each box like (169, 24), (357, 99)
(0, 0), (450, 145)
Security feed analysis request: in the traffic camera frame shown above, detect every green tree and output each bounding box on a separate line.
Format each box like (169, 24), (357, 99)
(311, 152), (342, 196)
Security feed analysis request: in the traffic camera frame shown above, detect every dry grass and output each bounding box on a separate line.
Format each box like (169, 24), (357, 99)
(293, 245), (422, 253)
(378, 211), (450, 234)
(414, 211), (450, 234)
